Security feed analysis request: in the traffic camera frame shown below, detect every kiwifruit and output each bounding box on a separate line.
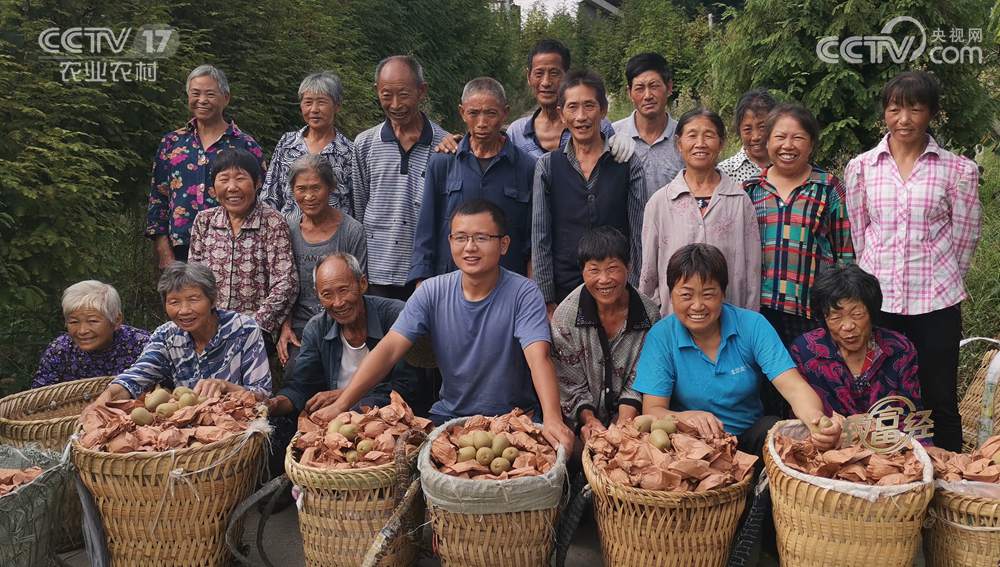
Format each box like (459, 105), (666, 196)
(501, 447), (519, 461)
(491, 434), (511, 454)
(457, 447), (477, 462)
(173, 386), (195, 398)
(178, 392), (199, 408)
(649, 429), (672, 451)
(327, 419), (346, 435)
(651, 417), (677, 434)
(356, 439), (374, 456)
(476, 447), (495, 466)
(490, 457), (512, 475)
(144, 389), (171, 411)
(155, 402), (179, 418)
(345, 450), (359, 463)
(473, 431), (493, 450)
(819, 416), (834, 429)
(340, 424), (360, 441)
(457, 433), (475, 448)
(991, 451), (1000, 466)
(130, 407), (154, 426)
(634, 415), (654, 433)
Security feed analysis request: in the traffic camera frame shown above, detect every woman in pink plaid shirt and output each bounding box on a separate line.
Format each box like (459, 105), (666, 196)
(844, 71), (982, 452)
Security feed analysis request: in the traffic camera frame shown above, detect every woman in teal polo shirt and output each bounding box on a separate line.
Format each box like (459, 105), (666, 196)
(633, 243), (842, 456)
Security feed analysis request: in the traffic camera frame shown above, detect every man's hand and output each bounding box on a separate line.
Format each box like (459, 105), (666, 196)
(276, 321), (300, 365)
(809, 413), (844, 451)
(264, 395), (294, 417)
(154, 236), (175, 269)
(678, 410), (725, 439)
(434, 133), (462, 154)
(194, 378), (241, 399)
(542, 417), (575, 453)
(305, 389), (343, 414)
(608, 133), (636, 163)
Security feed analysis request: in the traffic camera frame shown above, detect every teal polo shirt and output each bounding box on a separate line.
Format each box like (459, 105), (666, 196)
(632, 303), (795, 435)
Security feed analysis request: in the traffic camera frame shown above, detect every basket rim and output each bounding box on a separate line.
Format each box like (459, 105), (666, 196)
(934, 486), (1000, 506)
(0, 376), (114, 428)
(284, 431), (417, 478)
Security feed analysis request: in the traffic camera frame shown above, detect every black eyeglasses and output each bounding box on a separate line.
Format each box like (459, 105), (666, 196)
(448, 233), (503, 245)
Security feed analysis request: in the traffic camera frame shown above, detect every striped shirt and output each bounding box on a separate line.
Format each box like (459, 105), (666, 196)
(745, 165), (855, 319)
(112, 309), (271, 399)
(351, 114), (447, 286)
(844, 134), (981, 315)
(259, 126), (354, 219)
(507, 107), (615, 159)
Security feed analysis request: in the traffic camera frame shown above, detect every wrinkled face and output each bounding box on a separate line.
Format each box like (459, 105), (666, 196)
(670, 274), (725, 336)
(527, 52), (566, 107)
(215, 166), (258, 218)
(187, 75), (229, 123)
(164, 285), (214, 336)
(292, 169), (332, 217)
(582, 257), (629, 309)
(824, 298), (873, 355)
(767, 116), (813, 176)
(628, 70), (671, 121)
(449, 212), (509, 277)
(315, 258), (367, 327)
(65, 308), (119, 352)
(884, 99), (932, 146)
(559, 84), (606, 145)
(738, 111), (769, 164)
(376, 60), (427, 127)
(677, 116), (723, 170)
(300, 91), (338, 132)
(460, 92), (508, 144)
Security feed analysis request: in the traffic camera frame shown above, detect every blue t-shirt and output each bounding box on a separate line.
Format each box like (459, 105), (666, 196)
(391, 268), (551, 419)
(632, 303), (795, 435)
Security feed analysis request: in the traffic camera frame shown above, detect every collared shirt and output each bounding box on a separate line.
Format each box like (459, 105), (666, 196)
(639, 170), (761, 315)
(790, 326), (921, 417)
(844, 134), (981, 315)
(145, 119), (266, 248)
(745, 165), (855, 319)
(352, 114), (448, 286)
(612, 111), (684, 193)
(259, 126), (355, 219)
(277, 296), (420, 411)
(188, 204), (298, 334)
(531, 136), (647, 302)
(719, 148), (765, 184)
(112, 309), (271, 399)
(552, 283), (659, 430)
(409, 134), (535, 282)
(507, 107), (615, 159)
(32, 326), (151, 388)
(633, 303), (795, 435)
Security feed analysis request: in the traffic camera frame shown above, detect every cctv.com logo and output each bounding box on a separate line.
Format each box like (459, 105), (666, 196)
(816, 16), (985, 65)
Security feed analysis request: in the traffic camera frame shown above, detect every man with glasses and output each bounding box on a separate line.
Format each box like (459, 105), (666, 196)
(312, 199), (574, 452)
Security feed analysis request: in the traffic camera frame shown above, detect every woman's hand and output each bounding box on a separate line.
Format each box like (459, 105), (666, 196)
(276, 320), (300, 366)
(194, 378), (241, 400)
(580, 417), (607, 444)
(678, 410), (726, 439)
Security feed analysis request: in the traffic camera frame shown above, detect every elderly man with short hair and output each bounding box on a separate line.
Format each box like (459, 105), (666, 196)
(146, 64), (266, 267)
(352, 56), (448, 301)
(260, 71), (355, 219)
(409, 77), (534, 282)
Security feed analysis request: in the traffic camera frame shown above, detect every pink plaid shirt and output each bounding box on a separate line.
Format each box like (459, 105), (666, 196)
(844, 134), (981, 315)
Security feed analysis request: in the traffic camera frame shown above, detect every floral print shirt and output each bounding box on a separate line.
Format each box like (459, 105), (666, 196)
(32, 325), (151, 388)
(188, 204), (298, 335)
(259, 126), (354, 219)
(145, 119), (266, 248)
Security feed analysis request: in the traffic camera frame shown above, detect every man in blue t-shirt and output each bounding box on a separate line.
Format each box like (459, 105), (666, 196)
(312, 198), (575, 451)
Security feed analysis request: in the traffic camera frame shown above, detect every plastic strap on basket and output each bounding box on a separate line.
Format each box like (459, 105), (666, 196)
(960, 338), (1000, 447)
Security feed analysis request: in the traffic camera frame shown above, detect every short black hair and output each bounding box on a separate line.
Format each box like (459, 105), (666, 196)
(557, 69), (608, 111)
(450, 198), (508, 235)
(764, 103), (820, 147)
(666, 243), (729, 294)
(577, 226), (629, 270)
(528, 39), (571, 71)
(733, 89), (777, 135)
(625, 52), (672, 88)
(811, 264), (883, 324)
(881, 70), (941, 116)
(675, 108), (727, 144)
(210, 148), (262, 187)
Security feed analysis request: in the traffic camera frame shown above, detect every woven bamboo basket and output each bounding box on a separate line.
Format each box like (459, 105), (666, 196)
(71, 421), (267, 566)
(285, 432), (422, 567)
(765, 425), (934, 567)
(581, 442), (751, 567)
(959, 348), (1000, 453)
(0, 375), (114, 551)
(924, 488), (1000, 567)
(0, 445), (73, 567)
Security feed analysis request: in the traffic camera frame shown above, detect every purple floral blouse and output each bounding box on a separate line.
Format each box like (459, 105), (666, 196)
(32, 325), (151, 388)
(790, 326), (921, 416)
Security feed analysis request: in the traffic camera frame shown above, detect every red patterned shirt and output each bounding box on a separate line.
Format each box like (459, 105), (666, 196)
(189, 204), (297, 334)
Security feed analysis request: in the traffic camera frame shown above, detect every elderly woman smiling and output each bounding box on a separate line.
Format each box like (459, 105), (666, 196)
(260, 71), (354, 218)
(95, 262), (271, 404)
(32, 281), (150, 388)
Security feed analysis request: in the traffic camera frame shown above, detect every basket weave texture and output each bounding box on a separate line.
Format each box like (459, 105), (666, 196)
(582, 442), (750, 567)
(71, 424), (266, 566)
(924, 488), (1000, 567)
(285, 433), (421, 567)
(959, 349), (1000, 453)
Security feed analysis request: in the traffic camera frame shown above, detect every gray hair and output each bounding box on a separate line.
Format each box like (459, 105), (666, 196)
(461, 77), (507, 106)
(61, 280), (122, 322)
(157, 262), (218, 305)
(374, 55), (425, 87)
(313, 253), (365, 287)
(186, 64), (230, 97)
(298, 71), (343, 106)
(288, 154), (337, 193)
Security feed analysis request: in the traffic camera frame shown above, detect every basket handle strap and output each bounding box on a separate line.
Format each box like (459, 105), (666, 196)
(392, 429), (427, 506)
(361, 477), (422, 567)
(223, 474), (290, 567)
(960, 338), (1000, 447)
